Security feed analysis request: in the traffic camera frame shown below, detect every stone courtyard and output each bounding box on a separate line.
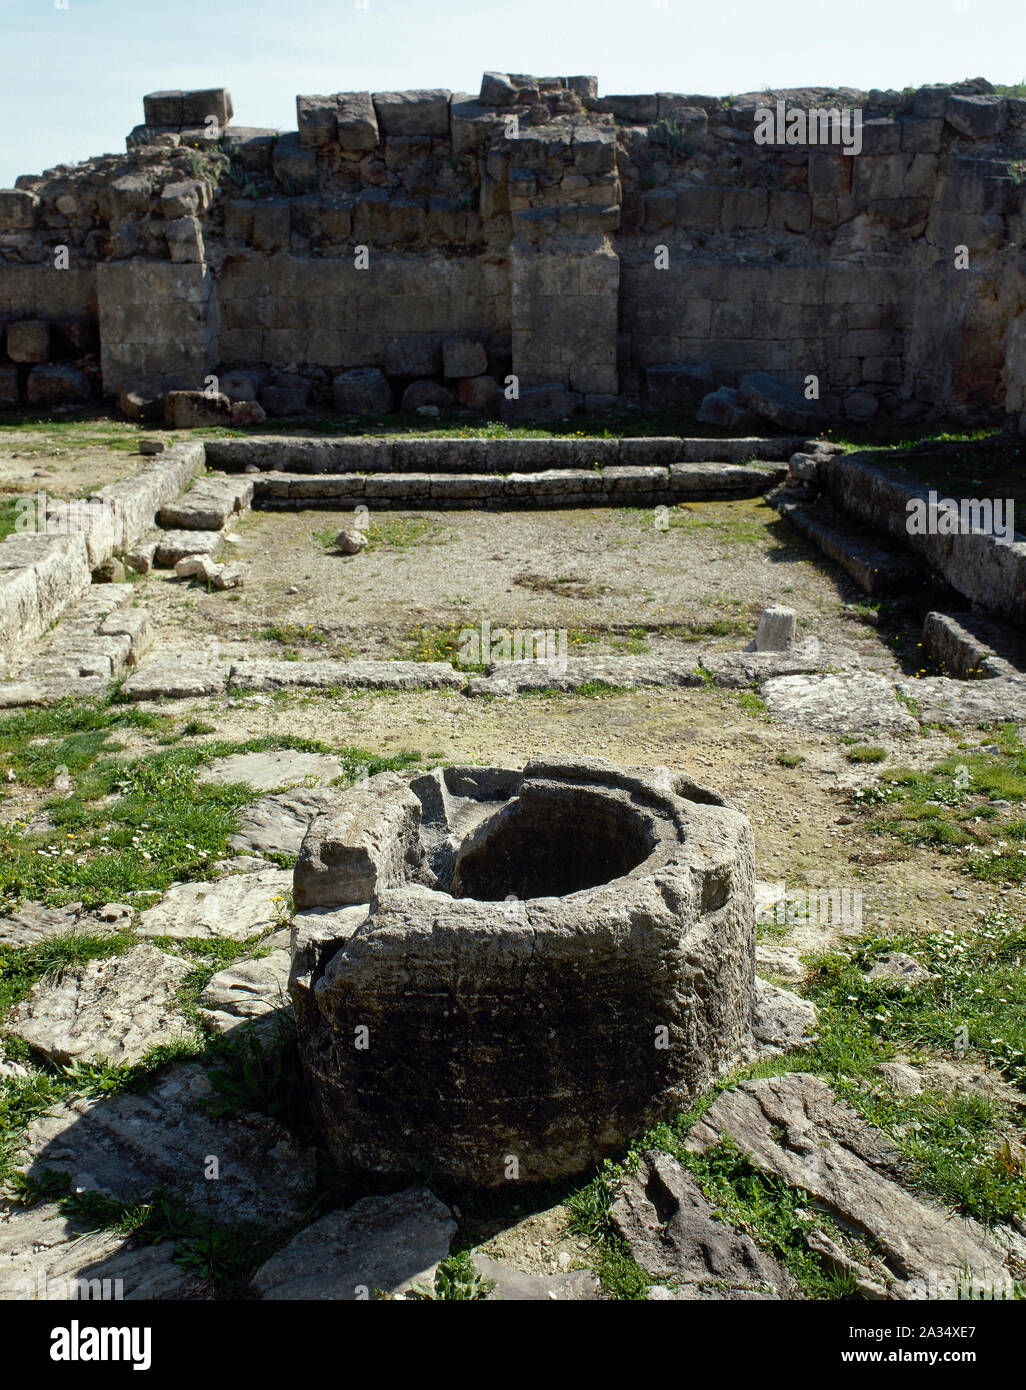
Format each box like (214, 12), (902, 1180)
(1, 68), (1025, 1310)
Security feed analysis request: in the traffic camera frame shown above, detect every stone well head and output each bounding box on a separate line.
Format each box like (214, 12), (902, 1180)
(289, 757), (755, 1187)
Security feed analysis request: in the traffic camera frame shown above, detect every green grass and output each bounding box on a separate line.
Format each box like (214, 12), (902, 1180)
(259, 623), (328, 648)
(845, 745), (888, 764)
(776, 751), (804, 768)
(801, 916), (1026, 1222)
(365, 516), (448, 550)
(850, 723), (1026, 884)
(0, 695), (420, 910)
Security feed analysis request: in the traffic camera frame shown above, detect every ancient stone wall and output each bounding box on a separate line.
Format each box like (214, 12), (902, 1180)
(2, 73), (1025, 427)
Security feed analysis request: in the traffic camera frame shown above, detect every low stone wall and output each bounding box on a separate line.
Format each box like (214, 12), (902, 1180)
(819, 451), (1026, 629)
(250, 462), (782, 509)
(0, 441), (204, 671)
(204, 433), (811, 472)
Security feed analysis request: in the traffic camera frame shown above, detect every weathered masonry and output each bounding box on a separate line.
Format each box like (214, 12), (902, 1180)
(2, 73), (1026, 426)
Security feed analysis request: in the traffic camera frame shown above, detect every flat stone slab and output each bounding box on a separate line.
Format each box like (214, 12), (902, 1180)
(137, 868), (293, 940)
(611, 1150), (789, 1298)
(196, 930), (291, 1033)
(198, 749), (343, 791)
(121, 660), (228, 700)
(762, 672), (919, 734)
(0, 1200), (193, 1301)
(471, 1252), (601, 1300)
(159, 475), (253, 531)
(896, 676), (1026, 727)
(8, 944), (193, 1066)
(687, 1072), (1015, 1299)
(230, 787), (341, 856)
(752, 977), (818, 1056)
(466, 656), (705, 697)
(19, 1064), (316, 1226)
(250, 1186), (455, 1299)
(153, 530), (225, 567)
(228, 658), (464, 692)
(0, 901), (131, 948)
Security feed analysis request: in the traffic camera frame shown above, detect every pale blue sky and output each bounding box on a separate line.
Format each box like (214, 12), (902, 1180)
(1, 0), (1023, 186)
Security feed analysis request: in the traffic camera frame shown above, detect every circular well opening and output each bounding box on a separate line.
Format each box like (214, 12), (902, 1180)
(451, 784), (654, 901)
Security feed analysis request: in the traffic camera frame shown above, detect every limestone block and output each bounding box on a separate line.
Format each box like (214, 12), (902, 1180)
(332, 367), (393, 414)
(479, 72), (518, 107)
(6, 319), (50, 363)
(0, 367), (19, 409)
(384, 336), (442, 378)
(441, 337), (487, 378)
(0, 188), (39, 231)
(946, 94), (1007, 139)
(164, 389), (230, 428)
(297, 94), (338, 148)
(26, 366), (89, 407)
(272, 132), (318, 191)
(372, 90), (451, 137)
(336, 91), (379, 150)
(755, 604), (797, 652)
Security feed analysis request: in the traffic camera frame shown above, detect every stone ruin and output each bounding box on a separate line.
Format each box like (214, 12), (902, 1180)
(289, 757), (755, 1186)
(2, 73), (1026, 429)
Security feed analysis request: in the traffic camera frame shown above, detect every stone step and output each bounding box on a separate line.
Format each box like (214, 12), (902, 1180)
(152, 529), (226, 567)
(157, 473), (254, 531)
(251, 462), (783, 509)
(775, 498), (918, 595)
(205, 434), (816, 476)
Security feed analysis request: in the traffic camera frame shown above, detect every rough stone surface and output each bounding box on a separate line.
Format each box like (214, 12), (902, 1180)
(197, 749), (343, 791)
(19, 1065), (316, 1226)
(0, 1200), (193, 1301)
(153, 529), (225, 567)
(331, 367), (392, 415)
(294, 772), (427, 909)
(895, 676), (1026, 727)
(230, 786), (341, 857)
(334, 528), (367, 554)
(250, 1187), (455, 1299)
(754, 604), (796, 652)
(121, 660), (227, 700)
(610, 1150), (790, 1298)
(751, 977), (819, 1056)
(471, 1252), (601, 1300)
(863, 951), (936, 989)
(739, 373), (825, 431)
(8, 944), (193, 1066)
(136, 868), (292, 941)
(292, 758), (755, 1186)
(228, 658), (465, 693)
(0, 901), (129, 948)
(763, 672), (920, 734)
(687, 1072), (1016, 1299)
(196, 931), (292, 1033)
